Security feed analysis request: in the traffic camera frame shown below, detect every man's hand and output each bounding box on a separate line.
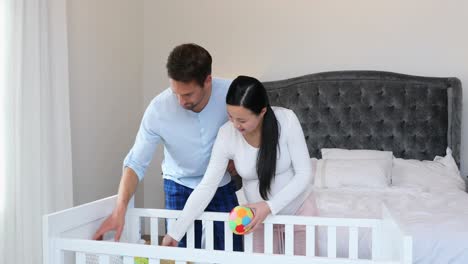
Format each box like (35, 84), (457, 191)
(161, 234), (178, 247)
(93, 167), (138, 241)
(92, 209), (125, 241)
(227, 160), (238, 176)
(243, 201), (272, 235)
(227, 160), (242, 191)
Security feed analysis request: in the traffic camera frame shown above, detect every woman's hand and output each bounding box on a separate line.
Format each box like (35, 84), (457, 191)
(243, 201), (272, 234)
(161, 234), (178, 247)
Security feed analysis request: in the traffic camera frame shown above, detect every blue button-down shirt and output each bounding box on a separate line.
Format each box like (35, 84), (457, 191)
(123, 78), (232, 189)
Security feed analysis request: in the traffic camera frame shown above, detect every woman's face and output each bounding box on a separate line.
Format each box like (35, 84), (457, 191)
(227, 105), (266, 135)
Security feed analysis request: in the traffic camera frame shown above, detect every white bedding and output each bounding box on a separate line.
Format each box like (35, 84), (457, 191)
(315, 186), (468, 263)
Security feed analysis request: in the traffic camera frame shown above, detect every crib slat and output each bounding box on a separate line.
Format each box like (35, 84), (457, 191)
(186, 223), (195, 249)
(149, 258), (161, 264)
(165, 218), (176, 245)
(372, 224), (382, 260)
(54, 249), (65, 264)
(75, 252), (86, 264)
(285, 224), (294, 256)
(224, 221), (233, 251)
(264, 223), (273, 254)
(306, 225), (316, 256)
(327, 226), (337, 258)
(349, 226), (358, 259)
(244, 233), (254, 253)
(128, 215), (140, 243)
(150, 218), (159, 245)
(205, 220), (214, 250)
(98, 255), (111, 264)
(123, 256), (133, 264)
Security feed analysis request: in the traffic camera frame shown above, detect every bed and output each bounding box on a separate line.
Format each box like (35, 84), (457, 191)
(43, 70), (464, 263)
(263, 70), (467, 263)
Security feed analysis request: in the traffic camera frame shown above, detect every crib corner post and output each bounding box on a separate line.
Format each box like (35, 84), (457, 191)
(43, 214), (64, 264)
(43, 214), (52, 264)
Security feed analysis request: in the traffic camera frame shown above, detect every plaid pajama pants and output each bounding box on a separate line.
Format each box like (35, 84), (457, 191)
(164, 179), (243, 251)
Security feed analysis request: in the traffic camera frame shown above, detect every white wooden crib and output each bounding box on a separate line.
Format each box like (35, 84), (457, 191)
(43, 195), (412, 264)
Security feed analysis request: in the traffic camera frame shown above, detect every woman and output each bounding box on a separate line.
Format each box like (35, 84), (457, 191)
(162, 75), (318, 254)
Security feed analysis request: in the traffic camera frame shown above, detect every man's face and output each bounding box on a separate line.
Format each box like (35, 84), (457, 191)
(170, 79), (207, 111)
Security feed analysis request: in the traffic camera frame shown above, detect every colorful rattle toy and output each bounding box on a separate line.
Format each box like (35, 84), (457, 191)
(134, 257), (148, 264)
(228, 206), (255, 235)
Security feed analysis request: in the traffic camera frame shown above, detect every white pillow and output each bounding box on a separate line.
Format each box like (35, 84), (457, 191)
(392, 148), (465, 192)
(321, 148), (393, 160)
(321, 148), (393, 184)
(314, 158), (389, 188)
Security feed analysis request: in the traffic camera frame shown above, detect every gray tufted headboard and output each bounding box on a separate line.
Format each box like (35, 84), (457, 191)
(263, 71), (462, 167)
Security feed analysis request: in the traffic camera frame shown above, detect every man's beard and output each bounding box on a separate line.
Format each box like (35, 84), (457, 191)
(183, 103), (195, 110)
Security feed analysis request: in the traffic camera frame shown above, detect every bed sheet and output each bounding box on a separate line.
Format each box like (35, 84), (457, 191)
(314, 186), (468, 263)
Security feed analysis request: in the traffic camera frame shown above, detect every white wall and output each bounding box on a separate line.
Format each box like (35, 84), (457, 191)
(68, 0), (468, 208)
(142, 0), (468, 207)
(67, 0), (144, 206)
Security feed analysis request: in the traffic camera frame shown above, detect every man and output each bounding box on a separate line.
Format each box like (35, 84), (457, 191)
(93, 43), (242, 251)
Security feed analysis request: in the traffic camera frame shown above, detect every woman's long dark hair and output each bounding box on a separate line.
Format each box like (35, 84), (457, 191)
(226, 76), (279, 200)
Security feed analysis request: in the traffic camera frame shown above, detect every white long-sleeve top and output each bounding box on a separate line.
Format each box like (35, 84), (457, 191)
(168, 107), (313, 241)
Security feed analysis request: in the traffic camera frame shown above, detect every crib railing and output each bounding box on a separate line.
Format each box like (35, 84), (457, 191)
(43, 195), (412, 264)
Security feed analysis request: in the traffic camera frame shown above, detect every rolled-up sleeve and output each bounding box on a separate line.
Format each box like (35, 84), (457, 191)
(123, 101), (162, 181)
